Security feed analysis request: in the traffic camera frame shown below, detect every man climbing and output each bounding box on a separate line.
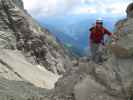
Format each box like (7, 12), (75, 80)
(89, 20), (116, 63)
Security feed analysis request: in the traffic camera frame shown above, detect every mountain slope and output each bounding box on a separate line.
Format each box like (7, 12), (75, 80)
(0, 0), (72, 74)
(41, 14), (124, 56)
(0, 0), (73, 99)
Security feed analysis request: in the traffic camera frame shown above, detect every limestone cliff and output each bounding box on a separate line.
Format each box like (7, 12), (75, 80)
(0, 0), (72, 99)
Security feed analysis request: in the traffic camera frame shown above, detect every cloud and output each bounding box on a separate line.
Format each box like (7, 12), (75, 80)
(22, 0), (82, 18)
(22, 0), (132, 19)
(70, 5), (97, 14)
(23, 0), (58, 18)
(98, 1), (130, 15)
(70, 1), (132, 15)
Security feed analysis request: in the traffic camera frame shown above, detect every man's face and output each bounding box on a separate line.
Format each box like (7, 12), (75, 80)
(96, 23), (102, 28)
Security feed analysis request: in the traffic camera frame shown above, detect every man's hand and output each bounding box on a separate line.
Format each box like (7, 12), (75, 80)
(112, 34), (118, 40)
(110, 34), (118, 45)
(111, 34), (119, 41)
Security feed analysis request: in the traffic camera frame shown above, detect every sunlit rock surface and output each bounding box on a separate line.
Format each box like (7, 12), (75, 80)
(0, 0), (71, 99)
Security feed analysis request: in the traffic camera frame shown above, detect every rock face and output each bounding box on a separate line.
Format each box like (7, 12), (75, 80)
(0, 49), (60, 89)
(0, 0), (71, 75)
(126, 3), (133, 18)
(0, 0), (72, 99)
(3, 0), (70, 74)
(0, 78), (51, 100)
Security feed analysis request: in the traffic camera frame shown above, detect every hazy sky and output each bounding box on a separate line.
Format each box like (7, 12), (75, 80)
(22, 0), (132, 19)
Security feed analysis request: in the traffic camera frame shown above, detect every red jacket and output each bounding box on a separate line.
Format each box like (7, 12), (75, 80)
(89, 26), (112, 44)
